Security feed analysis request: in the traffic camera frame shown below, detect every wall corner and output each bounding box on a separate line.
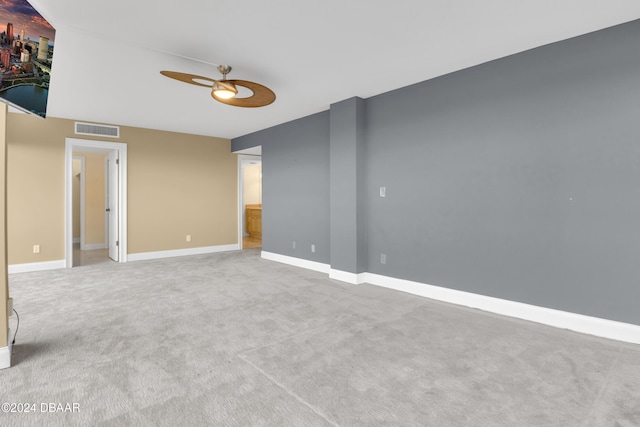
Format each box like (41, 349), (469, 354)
(0, 103), (10, 365)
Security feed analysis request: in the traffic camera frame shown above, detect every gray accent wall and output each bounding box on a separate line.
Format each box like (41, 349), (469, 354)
(234, 111), (331, 263)
(330, 97), (367, 273)
(233, 19), (640, 326)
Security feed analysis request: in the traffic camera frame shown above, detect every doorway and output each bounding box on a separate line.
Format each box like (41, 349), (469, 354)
(71, 154), (106, 266)
(238, 156), (262, 249)
(65, 138), (128, 268)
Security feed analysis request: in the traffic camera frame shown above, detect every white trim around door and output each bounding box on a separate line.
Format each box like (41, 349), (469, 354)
(65, 138), (128, 267)
(237, 154), (262, 249)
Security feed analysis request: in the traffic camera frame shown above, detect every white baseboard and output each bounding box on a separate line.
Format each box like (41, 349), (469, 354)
(259, 251), (640, 345)
(329, 269), (366, 284)
(82, 243), (107, 250)
(8, 260), (66, 274)
(128, 244), (240, 262)
(0, 330), (11, 369)
(261, 251), (330, 274)
(363, 272), (640, 345)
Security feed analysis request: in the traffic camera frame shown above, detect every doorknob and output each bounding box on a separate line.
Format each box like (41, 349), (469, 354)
(106, 208), (111, 212)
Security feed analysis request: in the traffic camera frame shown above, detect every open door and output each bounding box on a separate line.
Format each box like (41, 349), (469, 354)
(66, 138), (128, 268)
(107, 151), (119, 261)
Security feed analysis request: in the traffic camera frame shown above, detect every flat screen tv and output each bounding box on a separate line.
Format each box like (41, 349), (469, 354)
(0, 0), (55, 118)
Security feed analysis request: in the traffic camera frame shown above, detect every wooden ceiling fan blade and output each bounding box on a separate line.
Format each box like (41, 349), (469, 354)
(162, 68), (276, 108)
(160, 71), (218, 88)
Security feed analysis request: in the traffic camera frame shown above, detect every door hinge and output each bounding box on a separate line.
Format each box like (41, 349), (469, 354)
(116, 159), (119, 165)
(116, 240), (119, 246)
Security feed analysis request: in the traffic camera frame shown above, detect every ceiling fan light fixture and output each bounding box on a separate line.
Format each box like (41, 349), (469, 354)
(161, 65), (276, 108)
(212, 81), (238, 99)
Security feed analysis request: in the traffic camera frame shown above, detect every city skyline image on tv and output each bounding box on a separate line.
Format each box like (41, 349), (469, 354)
(0, 0), (55, 118)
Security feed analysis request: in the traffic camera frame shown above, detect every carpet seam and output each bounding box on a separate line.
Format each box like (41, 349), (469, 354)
(579, 346), (623, 427)
(238, 354), (341, 427)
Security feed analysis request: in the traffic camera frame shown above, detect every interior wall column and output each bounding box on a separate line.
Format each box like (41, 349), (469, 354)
(0, 103), (10, 369)
(329, 97), (367, 281)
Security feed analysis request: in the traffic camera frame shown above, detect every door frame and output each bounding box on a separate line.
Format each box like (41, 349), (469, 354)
(106, 150), (119, 262)
(65, 138), (128, 267)
(237, 154), (262, 249)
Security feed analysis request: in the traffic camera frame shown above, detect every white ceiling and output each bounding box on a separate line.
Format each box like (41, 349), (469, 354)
(22, 0), (640, 139)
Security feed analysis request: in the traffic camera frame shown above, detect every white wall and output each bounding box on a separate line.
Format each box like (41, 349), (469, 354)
(243, 164), (262, 205)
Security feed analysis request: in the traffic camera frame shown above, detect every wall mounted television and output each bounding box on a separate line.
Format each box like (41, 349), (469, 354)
(0, 0), (54, 118)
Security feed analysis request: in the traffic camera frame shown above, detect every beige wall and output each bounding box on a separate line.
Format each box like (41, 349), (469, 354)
(7, 113), (237, 265)
(7, 115), (65, 265)
(74, 152), (106, 245)
(126, 126), (237, 253)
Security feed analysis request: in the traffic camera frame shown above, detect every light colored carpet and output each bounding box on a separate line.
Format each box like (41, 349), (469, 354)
(2, 249), (639, 426)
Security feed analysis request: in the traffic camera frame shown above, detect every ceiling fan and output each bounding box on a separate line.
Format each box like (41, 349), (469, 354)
(160, 65), (276, 108)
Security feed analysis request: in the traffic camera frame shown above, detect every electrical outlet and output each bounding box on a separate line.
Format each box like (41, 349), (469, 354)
(33, 244), (40, 254)
(380, 253), (386, 264)
(186, 235), (191, 242)
(292, 241), (296, 249)
(311, 244), (316, 253)
(380, 186), (386, 197)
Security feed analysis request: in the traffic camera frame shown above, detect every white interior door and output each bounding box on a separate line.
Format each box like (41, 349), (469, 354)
(107, 151), (119, 261)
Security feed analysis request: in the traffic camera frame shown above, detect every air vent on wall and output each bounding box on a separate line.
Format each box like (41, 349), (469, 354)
(74, 122), (120, 138)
